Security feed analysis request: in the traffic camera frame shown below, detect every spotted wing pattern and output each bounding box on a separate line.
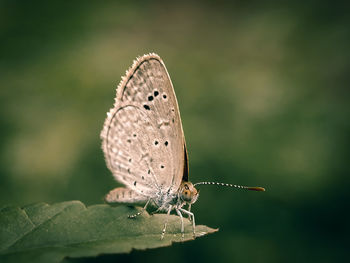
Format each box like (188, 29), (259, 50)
(101, 53), (186, 199)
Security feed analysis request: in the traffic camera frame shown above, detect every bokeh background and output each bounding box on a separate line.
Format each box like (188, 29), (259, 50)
(1, 1), (349, 262)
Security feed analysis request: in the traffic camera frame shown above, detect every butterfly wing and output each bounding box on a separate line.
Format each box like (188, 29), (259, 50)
(105, 187), (149, 204)
(101, 53), (186, 197)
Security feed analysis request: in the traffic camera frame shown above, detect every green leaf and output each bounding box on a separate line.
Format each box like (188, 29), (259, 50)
(0, 201), (217, 263)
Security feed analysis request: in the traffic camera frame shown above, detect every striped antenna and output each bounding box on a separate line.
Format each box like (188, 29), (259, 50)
(193, 181), (265, 191)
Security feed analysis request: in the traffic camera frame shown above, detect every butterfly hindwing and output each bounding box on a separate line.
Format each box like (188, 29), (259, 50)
(105, 187), (149, 204)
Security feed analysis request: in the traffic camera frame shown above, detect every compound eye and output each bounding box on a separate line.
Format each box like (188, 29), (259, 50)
(182, 190), (192, 201)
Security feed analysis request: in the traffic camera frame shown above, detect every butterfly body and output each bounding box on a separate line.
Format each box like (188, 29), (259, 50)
(105, 181), (199, 212)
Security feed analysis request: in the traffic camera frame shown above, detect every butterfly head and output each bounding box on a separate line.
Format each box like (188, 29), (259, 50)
(179, 181), (199, 204)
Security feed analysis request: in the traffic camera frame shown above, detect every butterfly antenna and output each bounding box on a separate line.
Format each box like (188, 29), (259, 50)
(193, 182), (265, 191)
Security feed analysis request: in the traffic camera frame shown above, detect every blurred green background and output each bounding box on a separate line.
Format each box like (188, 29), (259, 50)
(1, 1), (349, 262)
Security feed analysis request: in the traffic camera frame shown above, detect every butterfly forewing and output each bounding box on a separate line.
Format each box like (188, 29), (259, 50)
(101, 54), (186, 198)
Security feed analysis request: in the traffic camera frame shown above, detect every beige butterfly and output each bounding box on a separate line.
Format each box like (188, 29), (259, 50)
(101, 53), (265, 239)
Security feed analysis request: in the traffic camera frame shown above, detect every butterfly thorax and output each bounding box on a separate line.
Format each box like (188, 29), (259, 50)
(152, 181), (199, 211)
(152, 189), (178, 211)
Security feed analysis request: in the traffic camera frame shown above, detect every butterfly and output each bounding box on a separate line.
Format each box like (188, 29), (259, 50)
(100, 53), (265, 239)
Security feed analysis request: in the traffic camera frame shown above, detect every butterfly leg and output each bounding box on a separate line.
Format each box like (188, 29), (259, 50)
(179, 208), (196, 238)
(175, 208), (185, 239)
(128, 198), (151, 219)
(161, 205), (173, 240)
(187, 204), (192, 221)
